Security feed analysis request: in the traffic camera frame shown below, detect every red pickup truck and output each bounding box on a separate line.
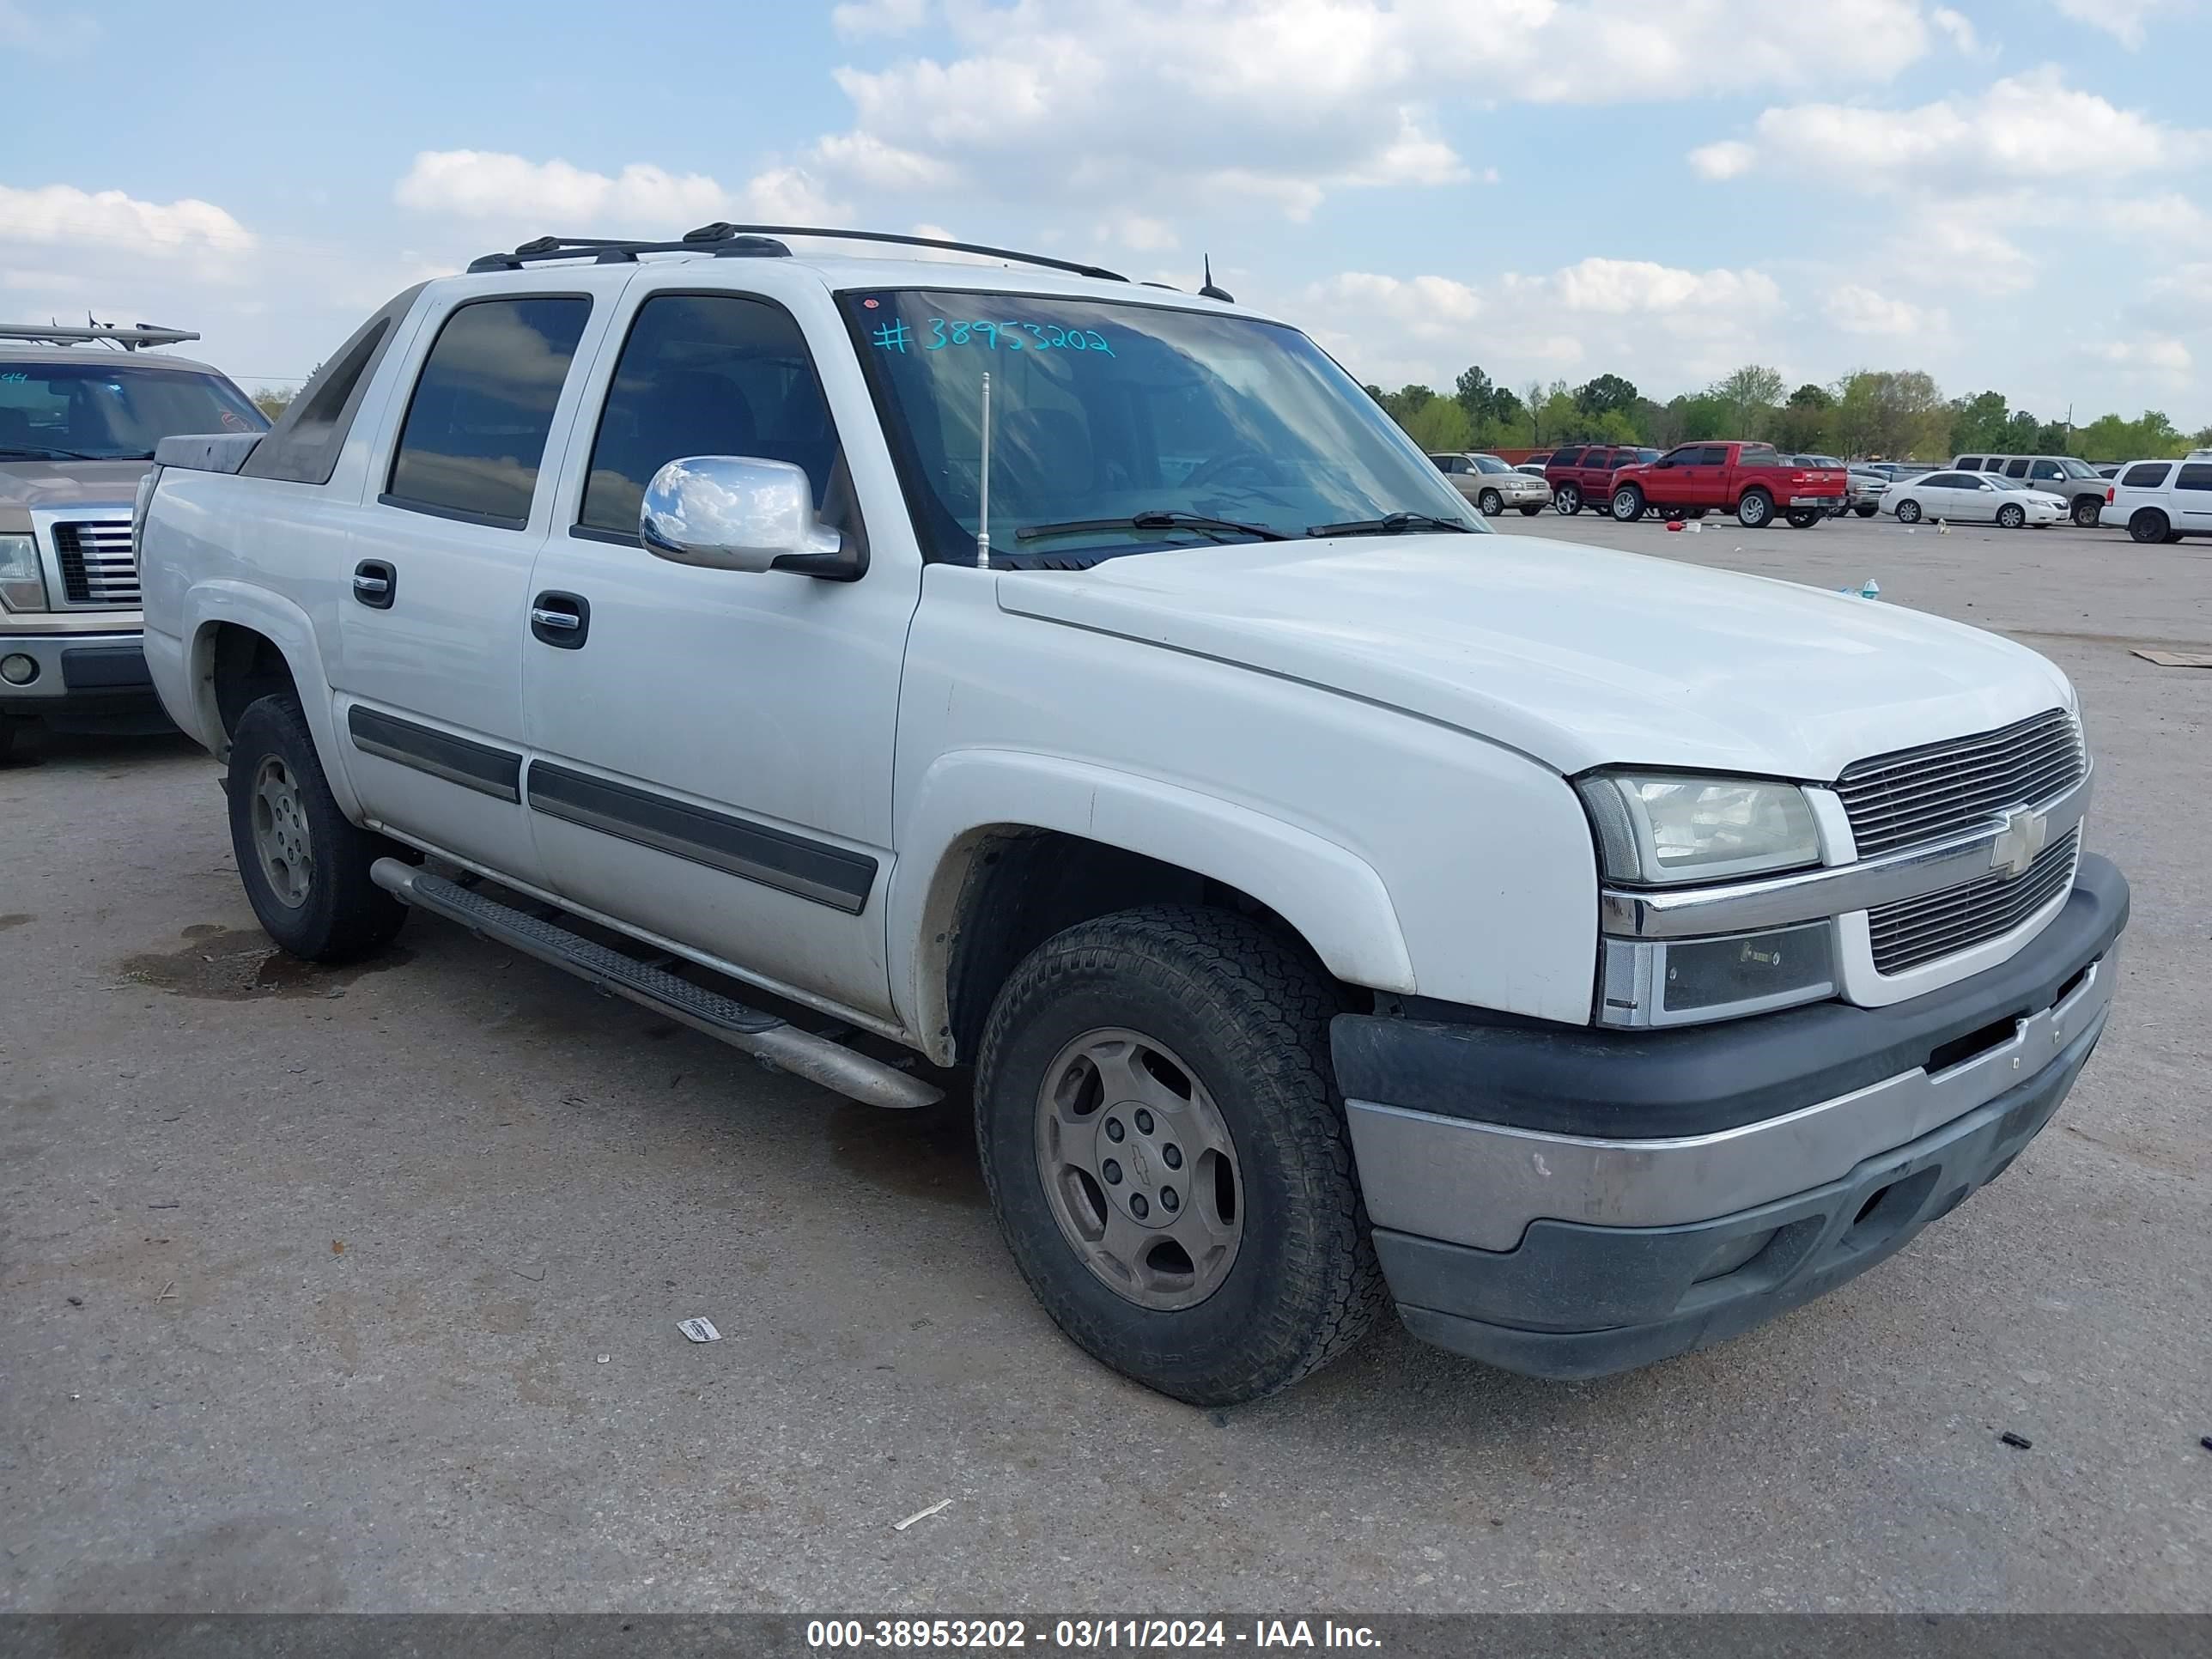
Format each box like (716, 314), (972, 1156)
(1607, 441), (1849, 529)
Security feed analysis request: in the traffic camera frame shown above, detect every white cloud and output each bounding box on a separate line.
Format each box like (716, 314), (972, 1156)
(1930, 6), (1985, 53)
(1824, 283), (1946, 336)
(810, 0), (1935, 219)
(1305, 272), (1482, 341)
(2050, 0), (2189, 48)
(1099, 213), (1179, 252)
(393, 149), (846, 234)
(1544, 258), (1783, 317)
(0, 0), (98, 54)
(2081, 336), (2193, 377)
(1881, 205), (2039, 296)
(1717, 67), (2209, 185)
(1689, 141), (1756, 179)
(0, 182), (253, 258)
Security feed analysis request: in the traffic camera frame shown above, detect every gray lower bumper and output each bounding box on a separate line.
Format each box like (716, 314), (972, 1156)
(0, 630), (157, 710)
(1377, 1012), (2105, 1379)
(1348, 950), (2116, 1254)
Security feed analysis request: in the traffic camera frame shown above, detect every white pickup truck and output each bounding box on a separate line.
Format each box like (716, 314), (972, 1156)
(137, 225), (2129, 1405)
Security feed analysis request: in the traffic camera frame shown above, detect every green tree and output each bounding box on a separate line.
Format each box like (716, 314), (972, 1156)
(1832, 369), (1950, 459)
(251, 386), (296, 421)
(1710, 364), (1786, 437)
(1948, 390), (2010, 453)
(1575, 373), (1639, 418)
(1400, 396), (1473, 453)
(1478, 385), (1528, 447)
(1676, 392), (1733, 442)
(1773, 384), (1836, 453)
(2000, 409), (2041, 450)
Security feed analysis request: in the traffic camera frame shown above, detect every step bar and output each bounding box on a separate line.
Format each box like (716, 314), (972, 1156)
(369, 859), (941, 1111)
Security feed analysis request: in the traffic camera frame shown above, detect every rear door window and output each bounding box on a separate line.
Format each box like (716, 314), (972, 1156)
(385, 295), (592, 527)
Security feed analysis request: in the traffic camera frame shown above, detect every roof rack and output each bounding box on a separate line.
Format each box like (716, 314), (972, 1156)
(0, 321), (200, 352)
(467, 222), (1127, 283)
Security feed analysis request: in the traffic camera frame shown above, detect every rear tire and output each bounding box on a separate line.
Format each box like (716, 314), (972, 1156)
(1611, 484), (1646, 522)
(1736, 489), (1774, 528)
(1895, 499), (1923, 525)
(1477, 488), (1503, 517)
(975, 906), (1384, 1406)
(1553, 483), (1582, 515)
(1785, 508), (1822, 529)
(227, 694), (410, 963)
(2129, 508), (2170, 544)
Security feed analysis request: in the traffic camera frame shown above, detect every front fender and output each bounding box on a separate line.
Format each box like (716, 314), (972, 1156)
(182, 580), (360, 819)
(889, 749), (1416, 1059)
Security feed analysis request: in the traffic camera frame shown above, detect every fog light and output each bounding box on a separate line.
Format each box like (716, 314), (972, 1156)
(0, 653), (37, 685)
(1601, 920), (1837, 1028)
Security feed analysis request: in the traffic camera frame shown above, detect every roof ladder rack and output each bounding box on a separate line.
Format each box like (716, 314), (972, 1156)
(0, 322), (200, 351)
(466, 223), (1127, 283)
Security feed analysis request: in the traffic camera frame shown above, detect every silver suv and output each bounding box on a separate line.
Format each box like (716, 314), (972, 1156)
(0, 323), (264, 763)
(1949, 453), (2109, 527)
(1429, 451), (1550, 516)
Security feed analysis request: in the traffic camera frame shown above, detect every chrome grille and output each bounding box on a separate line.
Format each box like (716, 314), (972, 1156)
(1837, 708), (2084, 859)
(1869, 826), (2079, 975)
(52, 518), (140, 607)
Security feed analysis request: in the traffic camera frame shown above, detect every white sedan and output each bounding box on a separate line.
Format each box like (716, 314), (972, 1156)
(1883, 471), (2069, 528)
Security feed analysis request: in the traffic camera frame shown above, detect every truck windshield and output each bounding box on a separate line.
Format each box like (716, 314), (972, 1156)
(0, 362), (266, 460)
(842, 289), (1485, 565)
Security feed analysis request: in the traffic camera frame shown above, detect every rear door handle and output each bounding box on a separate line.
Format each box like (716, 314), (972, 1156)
(530, 590), (590, 649)
(353, 560), (396, 609)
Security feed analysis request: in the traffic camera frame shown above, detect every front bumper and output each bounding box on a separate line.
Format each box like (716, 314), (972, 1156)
(1334, 855), (2128, 1378)
(0, 629), (166, 724)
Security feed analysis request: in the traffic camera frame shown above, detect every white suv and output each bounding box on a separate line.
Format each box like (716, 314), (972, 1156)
(134, 225), (2129, 1403)
(2106, 457), (2212, 543)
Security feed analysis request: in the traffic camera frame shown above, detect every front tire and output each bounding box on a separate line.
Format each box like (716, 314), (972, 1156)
(1856, 504), (1879, 518)
(1516, 503), (1543, 516)
(2072, 498), (2102, 528)
(975, 906), (1384, 1406)
(1736, 489), (1774, 528)
(1477, 488), (1503, 517)
(2130, 508), (2170, 544)
(1996, 502), (2027, 529)
(0, 713), (38, 768)
(1553, 483), (1582, 515)
(1895, 499), (1923, 525)
(1611, 484), (1646, 521)
(227, 694), (410, 963)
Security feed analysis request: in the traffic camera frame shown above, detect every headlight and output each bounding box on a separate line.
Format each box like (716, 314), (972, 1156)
(0, 532), (48, 613)
(1579, 772), (1820, 885)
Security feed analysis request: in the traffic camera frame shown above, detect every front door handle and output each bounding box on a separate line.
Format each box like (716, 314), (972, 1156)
(353, 560), (396, 609)
(530, 590), (590, 649)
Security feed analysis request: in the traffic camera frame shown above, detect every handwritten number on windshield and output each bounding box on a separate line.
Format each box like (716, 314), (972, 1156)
(892, 319), (1114, 357)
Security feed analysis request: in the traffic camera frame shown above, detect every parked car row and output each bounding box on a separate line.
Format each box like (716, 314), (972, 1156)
(1429, 451), (1551, 515)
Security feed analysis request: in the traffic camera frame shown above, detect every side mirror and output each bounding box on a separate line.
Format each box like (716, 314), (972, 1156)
(640, 456), (847, 575)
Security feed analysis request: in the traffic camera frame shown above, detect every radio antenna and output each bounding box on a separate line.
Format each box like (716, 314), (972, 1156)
(976, 370), (993, 569)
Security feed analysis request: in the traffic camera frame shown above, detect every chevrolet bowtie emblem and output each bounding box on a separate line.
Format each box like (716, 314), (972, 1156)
(1990, 806), (2049, 878)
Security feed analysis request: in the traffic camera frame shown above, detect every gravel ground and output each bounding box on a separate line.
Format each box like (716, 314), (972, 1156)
(3, 513), (2207, 1613)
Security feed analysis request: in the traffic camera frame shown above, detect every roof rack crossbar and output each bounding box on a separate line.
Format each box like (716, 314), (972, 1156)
(0, 322), (200, 351)
(465, 224), (1127, 283)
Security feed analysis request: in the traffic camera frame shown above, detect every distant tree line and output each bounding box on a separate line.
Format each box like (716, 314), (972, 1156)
(1364, 365), (2212, 463)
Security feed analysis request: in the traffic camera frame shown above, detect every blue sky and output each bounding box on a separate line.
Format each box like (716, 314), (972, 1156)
(4, 0), (2206, 426)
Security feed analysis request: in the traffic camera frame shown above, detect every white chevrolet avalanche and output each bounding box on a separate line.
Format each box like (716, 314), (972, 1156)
(135, 226), (2129, 1404)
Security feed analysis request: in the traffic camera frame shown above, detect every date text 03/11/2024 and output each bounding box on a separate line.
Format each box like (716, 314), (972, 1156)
(804, 1619), (1382, 1650)
(869, 317), (1115, 356)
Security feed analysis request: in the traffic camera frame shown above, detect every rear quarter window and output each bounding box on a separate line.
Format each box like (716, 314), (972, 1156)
(2177, 465), (2212, 491)
(2120, 463), (2171, 488)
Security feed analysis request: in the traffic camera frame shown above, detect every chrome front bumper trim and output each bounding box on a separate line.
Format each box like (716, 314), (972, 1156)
(1601, 768), (2093, 939)
(1346, 950), (2114, 1253)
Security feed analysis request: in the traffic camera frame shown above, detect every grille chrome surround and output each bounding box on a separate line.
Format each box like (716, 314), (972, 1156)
(1837, 708), (2085, 860)
(1868, 825), (2080, 975)
(51, 518), (140, 608)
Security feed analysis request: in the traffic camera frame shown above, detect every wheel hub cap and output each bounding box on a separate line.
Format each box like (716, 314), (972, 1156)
(251, 755), (313, 908)
(1034, 1028), (1243, 1310)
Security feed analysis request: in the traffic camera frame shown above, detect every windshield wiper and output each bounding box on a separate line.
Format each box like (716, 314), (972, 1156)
(1306, 512), (1475, 538)
(1016, 510), (1290, 545)
(0, 445), (116, 461)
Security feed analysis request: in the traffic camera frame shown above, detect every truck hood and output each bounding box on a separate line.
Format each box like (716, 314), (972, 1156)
(0, 459), (149, 524)
(993, 534), (2072, 779)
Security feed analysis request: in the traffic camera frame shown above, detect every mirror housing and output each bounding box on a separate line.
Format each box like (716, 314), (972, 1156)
(640, 456), (852, 576)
